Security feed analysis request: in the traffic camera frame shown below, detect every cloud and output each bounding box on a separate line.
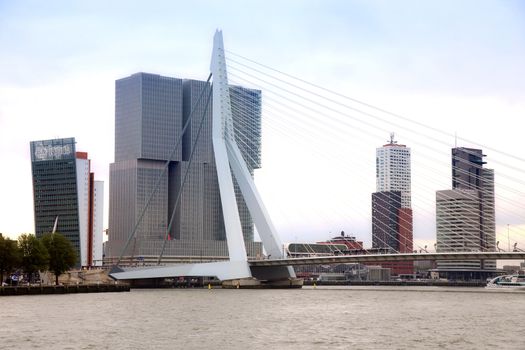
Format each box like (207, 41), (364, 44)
(1, 0), (524, 249)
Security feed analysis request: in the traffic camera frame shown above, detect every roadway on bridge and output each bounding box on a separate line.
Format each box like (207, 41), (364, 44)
(248, 252), (525, 267)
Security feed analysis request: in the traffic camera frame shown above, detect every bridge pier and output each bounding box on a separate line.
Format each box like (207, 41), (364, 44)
(222, 277), (303, 289)
(109, 261), (302, 288)
(112, 275), (303, 289)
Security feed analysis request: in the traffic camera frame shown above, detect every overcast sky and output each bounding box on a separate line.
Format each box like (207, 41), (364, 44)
(1, 0), (524, 250)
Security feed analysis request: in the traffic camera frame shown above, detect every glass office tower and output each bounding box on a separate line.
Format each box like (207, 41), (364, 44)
(31, 138), (104, 267)
(435, 147), (496, 278)
(107, 73), (262, 261)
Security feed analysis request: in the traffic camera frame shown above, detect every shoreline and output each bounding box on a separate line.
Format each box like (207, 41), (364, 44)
(0, 283), (130, 296)
(303, 280), (486, 287)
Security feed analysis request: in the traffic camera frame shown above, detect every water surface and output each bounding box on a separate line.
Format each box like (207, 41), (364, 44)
(1, 286), (524, 349)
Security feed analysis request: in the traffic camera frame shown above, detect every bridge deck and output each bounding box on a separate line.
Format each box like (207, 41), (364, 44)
(248, 252), (525, 267)
(109, 252), (525, 281)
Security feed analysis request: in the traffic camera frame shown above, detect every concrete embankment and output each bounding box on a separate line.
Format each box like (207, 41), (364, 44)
(0, 284), (130, 296)
(304, 280), (486, 287)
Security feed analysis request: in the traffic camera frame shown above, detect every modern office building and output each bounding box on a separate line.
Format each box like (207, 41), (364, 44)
(30, 138), (104, 267)
(452, 147), (485, 190)
(452, 148), (496, 254)
(435, 147), (496, 280)
(107, 73), (262, 261)
(371, 135), (413, 275)
(372, 191), (402, 250)
(376, 133), (411, 208)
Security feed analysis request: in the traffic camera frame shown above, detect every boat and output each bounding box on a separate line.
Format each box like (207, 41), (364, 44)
(486, 275), (525, 290)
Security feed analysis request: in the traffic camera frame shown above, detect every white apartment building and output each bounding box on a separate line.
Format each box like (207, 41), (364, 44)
(376, 134), (411, 208)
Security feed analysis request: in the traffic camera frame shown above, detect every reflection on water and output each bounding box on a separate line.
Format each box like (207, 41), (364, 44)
(1, 286), (524, 349)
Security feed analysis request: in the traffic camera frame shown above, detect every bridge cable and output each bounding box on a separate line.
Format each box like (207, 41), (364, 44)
(225, 49), (525, 164)
(115, 73), (213, 267)
(226, 74), (520, 254)
(226, 63), (525, 241)
(228, 81), (509, 253)
(157, 82), (213, 265)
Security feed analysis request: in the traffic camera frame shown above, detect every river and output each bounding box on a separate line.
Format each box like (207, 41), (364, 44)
(1, 286), (524, 349)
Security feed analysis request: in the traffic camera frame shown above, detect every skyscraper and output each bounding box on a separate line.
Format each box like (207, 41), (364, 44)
(372, 134), (413, 275)
(376, 133), (411, 208)
(452, 148), (496, 255)
(107, 73), (262, 261)
(30, 138), (104, 267)
(372, 191), (402, 250)
(435, 147), (496, 279)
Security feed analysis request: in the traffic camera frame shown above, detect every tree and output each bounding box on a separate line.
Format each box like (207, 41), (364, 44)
(18, 234), (49, 283)
(0, 233), (21, 284)
(41, 232), (77, 285)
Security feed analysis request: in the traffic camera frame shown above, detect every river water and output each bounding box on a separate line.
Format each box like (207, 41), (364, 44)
(1, 286), (524, 349)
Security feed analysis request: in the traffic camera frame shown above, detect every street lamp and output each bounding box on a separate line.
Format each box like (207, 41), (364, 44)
(507, 224), (511, 252)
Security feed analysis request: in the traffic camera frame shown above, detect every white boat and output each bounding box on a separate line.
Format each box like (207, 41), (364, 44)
(486, 275), (525, 290)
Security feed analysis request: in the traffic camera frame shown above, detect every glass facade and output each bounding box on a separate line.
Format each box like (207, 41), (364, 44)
(30, 138), (81, 265)
(436, 148), (496, 272)
(108, 73), (262, 260)
(371, 191), (401, 251)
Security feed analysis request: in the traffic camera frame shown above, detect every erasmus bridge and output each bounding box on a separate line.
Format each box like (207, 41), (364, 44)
(110, 31), (525, 287)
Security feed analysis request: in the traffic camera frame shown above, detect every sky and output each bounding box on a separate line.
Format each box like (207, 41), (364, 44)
(1, 0), (524, 252)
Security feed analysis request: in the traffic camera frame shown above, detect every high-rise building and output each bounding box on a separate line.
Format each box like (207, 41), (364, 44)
(452, 147), (485, 190)
(452, 148), (496, 254)
(107, 73), (262, 261)
(372, 191), (402, 250)
(435, 147), (496, 279)
(376, 133), (411, 208)
(372, 135), (413, 275)
(30, 138), (104, 267)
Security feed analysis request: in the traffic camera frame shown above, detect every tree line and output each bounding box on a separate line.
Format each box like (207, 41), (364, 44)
(0, 232), (77, 286)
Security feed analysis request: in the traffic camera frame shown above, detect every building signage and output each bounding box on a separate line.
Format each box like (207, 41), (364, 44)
(32, 139), (75, 161)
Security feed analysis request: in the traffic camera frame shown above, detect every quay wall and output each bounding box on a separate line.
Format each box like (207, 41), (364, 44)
(305, 280), (486, 287)
(0, 284), (130, 296)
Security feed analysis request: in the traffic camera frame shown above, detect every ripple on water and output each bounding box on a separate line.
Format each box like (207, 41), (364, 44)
(1, 287), (525, 349)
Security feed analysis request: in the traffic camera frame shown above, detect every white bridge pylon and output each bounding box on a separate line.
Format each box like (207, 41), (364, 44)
(110, 30), (295, 282)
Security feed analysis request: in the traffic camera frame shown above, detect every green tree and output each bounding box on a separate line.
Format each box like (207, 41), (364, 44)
(41, 232), (77, 285)
(0, 233), (21, 284)
(18, 234), (49, 283)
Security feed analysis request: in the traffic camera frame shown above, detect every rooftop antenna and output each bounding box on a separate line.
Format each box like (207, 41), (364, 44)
(389, 132), (397, 145)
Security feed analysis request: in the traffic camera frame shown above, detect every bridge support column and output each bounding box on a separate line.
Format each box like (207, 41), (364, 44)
(222, 277), (303, 289)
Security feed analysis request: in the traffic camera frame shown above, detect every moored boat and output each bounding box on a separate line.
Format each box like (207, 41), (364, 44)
(486, 275), (525, 290)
